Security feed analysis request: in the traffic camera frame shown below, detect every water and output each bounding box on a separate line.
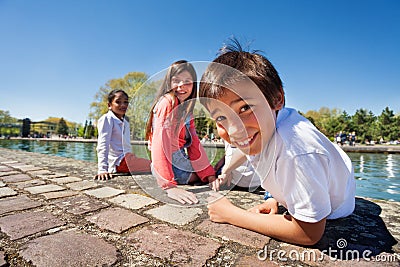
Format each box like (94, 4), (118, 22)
(1, 139), (399, 202)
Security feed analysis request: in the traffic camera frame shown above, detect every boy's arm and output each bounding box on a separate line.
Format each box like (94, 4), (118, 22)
(208, 195), (326, 246)
(220, 147), (247, 175)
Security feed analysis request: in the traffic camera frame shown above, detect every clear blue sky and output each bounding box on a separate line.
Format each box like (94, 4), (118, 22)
(1, 0), (399, 124)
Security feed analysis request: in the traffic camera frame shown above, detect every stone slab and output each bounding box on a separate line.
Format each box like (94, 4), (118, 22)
(86, 207), (149, 233)
(66, 180), (98, 191)
(145, 204), (203, 225)
(41, 190), (79, 200)
(24, 184), (65, 194)
(1, 173), (32, 183)
(0, 181), (5, 187)
(37, 173), (67, 180)
(0, 211), (64, 240)
(235, 255), (279, 266)
(0, 195), (42, 215)
(109, 193), (158, 210)
(0, 166), (13, 172)
(0, 251), (6, 267)
(0, 161), (20, 165)
(0, 187), (17, 198)
(52, 195), (109, 215)
(197, 220), (269, 248)
(27, 169), (53, 176)
(14, 179), (46, 189)
(20, 230), (118, 267)
(84, 186), (125, 198)
(50, 176), (82, 184)
(0, 171), (20, 177)
(128, 224), (220, 266)
(16, 165), (43, 172)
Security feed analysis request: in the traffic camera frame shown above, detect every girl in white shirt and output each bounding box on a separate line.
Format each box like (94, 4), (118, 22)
(95, 89), (151, 180)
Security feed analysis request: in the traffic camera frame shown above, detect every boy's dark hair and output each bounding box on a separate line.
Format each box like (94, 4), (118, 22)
(108, 89), (129, 103)
(199, 39), (285, 109)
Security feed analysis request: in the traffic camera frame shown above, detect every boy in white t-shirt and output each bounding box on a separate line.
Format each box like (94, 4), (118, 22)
(199, 40), (356, 246)
(213, 141), (261, 191)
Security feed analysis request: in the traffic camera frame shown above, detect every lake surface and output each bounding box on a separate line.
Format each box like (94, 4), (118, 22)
(1, 139), (399, 202)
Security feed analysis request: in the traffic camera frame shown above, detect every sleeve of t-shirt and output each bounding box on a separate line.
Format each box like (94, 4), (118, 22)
(281, 153), (332, 223)
(96, 115), (112, 174)
(150, 97), (178, 189)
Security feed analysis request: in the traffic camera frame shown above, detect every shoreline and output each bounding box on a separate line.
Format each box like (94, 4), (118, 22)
(0, 147), (399, 266)
(5, 137), (400, 153)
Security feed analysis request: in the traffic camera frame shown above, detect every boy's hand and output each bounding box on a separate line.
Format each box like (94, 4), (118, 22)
(247, 198), (278, 214)
(166, 187), (199, 205)
(207, 192), (234, 223)
(94, 172), (112, 180)
(210, 172), (232, 191)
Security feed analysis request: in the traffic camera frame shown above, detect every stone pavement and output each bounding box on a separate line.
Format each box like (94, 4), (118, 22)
(0, 147), (399, 266)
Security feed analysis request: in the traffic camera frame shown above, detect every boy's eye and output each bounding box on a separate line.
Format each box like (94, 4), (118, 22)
(215, 115), (226, 122)
(240, 104), (252, 113)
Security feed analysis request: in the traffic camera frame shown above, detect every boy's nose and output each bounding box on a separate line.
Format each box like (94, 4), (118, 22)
(227, 122), (246, 137)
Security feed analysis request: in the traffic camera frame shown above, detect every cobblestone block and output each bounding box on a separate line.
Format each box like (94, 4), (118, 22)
(0, 195), (42, 215)
(197, 219), (269, 248)
(50, 176), (82, 184)
(16, 165), (43, 172)
(86, 207), (149, 233)
(128, 224), (220, 266)
(27, 169), (53, 177)
(37, 173), (67, 180)
(145, 204), (203, 225)
(0, 171), (20, 177)
(0, 166), (13, 172)
(0, 251), (6, 267)
(52, 195), (109, 215)
(1, 173), (32, 183)
(235, 255), (279, 266)
(14, 179), (46, 189)
(109, 193), (158, 210)
(0, 187), (18, 198)
(0, 161), (19, 165)
(24, 184), (65, 194)
(20, 229), (118, 267)
(0, 211), (64, 240)
(84, 186), (125, 198)
(66, 180), (98, 191)
(41, 190), (79, 200)
(0, 181), (5, 187)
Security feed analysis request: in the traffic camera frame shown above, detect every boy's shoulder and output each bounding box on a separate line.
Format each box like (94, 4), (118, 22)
(276, 108), (330, 156)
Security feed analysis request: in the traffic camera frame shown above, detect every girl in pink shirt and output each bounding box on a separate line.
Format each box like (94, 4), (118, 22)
(146, 60), (216, 204)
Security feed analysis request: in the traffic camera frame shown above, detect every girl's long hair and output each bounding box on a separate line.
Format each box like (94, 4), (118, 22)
(145, 60), (197, 140)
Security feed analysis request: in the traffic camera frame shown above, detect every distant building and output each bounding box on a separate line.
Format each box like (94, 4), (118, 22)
(30, 121), (57, 137)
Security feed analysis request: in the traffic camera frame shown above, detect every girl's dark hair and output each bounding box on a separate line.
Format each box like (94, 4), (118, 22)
(199, 38), (285, 109)
(108, 89), (129, 103)
(145, 60), (197, 140)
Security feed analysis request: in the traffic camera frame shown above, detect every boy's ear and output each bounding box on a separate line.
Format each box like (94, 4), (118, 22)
(274, 90), (285, 110)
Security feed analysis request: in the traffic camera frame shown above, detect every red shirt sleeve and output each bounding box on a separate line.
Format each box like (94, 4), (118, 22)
(150, 96), (180, 189)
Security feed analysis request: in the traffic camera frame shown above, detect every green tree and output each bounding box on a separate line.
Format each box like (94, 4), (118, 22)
(89, 72), (149, 123)
(56, 118), (69, 135)
(127, 80), (159, 140)
(377, 107), (395, 142)
(351, 109), (376, 143)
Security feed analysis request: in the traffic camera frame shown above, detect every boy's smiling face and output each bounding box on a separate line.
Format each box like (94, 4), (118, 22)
(205, 79), (282, 155)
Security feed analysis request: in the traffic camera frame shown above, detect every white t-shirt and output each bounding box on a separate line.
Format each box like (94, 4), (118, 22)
(96, 111), (132, 173)
(249, 107), (356, 223)
(225, 143), (261, 188)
